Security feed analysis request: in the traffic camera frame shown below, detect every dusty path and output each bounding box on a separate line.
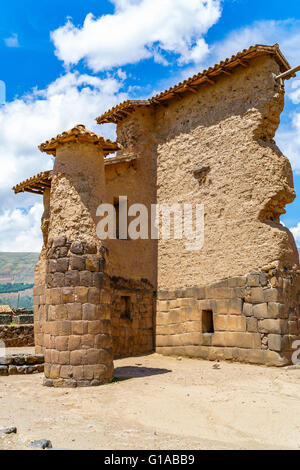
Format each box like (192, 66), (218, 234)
(1, 353), (300, 450)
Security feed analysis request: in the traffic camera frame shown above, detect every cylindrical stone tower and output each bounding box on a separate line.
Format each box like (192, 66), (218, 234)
(38, 124), (121, 387)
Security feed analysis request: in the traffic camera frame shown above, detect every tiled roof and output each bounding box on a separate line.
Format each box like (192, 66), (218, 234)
(13, 171), (52, 195)
(0, 305), (13, 314)
(13, 155), (137, 195)
(96, 44), (292, 125)
(39, 124), (121, 157)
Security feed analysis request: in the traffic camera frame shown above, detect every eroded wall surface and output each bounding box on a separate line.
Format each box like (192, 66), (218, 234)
(152, 55), (300, 365)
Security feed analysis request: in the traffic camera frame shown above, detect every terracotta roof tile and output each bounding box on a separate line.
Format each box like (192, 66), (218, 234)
(13, 171), (52, 195)
(96, 44), (292, 125)
(39, 124), (121, 157)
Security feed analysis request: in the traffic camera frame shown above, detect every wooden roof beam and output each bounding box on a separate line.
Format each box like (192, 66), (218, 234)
(219, 67), (232, 76)
(237, 59), (249, 68)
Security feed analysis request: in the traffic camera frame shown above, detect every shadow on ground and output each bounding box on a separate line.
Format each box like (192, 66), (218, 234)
(114, 366), (172, 381)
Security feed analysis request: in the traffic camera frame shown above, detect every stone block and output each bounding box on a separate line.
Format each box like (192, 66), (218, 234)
(58, 351), (70, 365)
(69, 335), (82, 351)
(57, 320), (72, 336)
(87, 287), (100, 305)
(247, 317), (258, 333)
(212, 332), (261, 349)
(268, 334), (282, 352)
(227, 315), (247, 332)
(247, 274), (260, 287)
(62, 287), (75, 304)
(258, 319), (285, 335)
(66, 303), (82, 321)
(268, 302), (286, 319)
(206, 286), (234, 299)
(228, 276), (247, 288)
(253, 303), (268, 319)
(157, 290), (176, 301)
(70, 350), (85, 366)
(56, 258), (69, 273)
(80, 271), (93, 287)
(243, 303), (253, 317)
(86, 255), (100, 272)
(65, 271), (80, 287)
(228, 298), (243, 315)
(50, 288), (62, 305)
(70, 255), (86, 271)
(264, 288), (284, 303)
(214, 300), (229, 314)
(157, 300), (170, 312)
(250, 287), (265, 304)
(70, 241), (84, 255)
(88, 321), (102, 335)
(82, 304), (97, 321)
(55, 336), (69, 351)
(74, 286), (89, 304)
(214, 315), (227, 331)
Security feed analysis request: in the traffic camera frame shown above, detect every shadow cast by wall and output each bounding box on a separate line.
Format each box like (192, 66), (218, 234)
(114, 365), (172, 380)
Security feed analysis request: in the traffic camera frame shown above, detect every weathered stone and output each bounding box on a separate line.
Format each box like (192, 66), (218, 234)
(268, 334), (282, 352)
(243, 303), (253, 317)
(247, 317), (258, 333)
(86, 255), (100, 272)
(56, 258), (69, 273)
(65, 270), (80, 287)
(29, 440), (52, 450)
(70, 241), (84, 255)
(247, 274), (260, 287)
(253, 303), (268, 319)
(70, 255), (86, 271)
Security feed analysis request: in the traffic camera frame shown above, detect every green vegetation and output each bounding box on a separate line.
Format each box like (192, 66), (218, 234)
(0, 252), (39, 283)
(0, 253), (38, 309)
(0, 282), (34, 294)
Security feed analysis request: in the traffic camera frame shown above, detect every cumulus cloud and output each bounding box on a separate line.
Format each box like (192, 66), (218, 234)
(51, 0), (222, 72)
(0, 71), (128, 251)
(4, 33), (20, 48)
(0, 204), (43, 252)
(290, 222), (300, 247)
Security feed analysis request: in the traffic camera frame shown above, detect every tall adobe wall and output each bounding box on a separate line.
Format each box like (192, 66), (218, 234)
(153, 55), (300, 366)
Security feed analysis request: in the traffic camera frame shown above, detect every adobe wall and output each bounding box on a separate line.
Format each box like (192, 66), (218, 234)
(105, 108), (157, 288)
(103, 110), (157, 358)
(154, 55), (299, 291)
(152, 54), (300, 365)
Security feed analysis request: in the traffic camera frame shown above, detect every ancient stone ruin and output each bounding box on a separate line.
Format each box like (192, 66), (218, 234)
(13, 44), (300, 387)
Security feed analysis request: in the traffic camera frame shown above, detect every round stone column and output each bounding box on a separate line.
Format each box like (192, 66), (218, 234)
(38, 125), (120, 387)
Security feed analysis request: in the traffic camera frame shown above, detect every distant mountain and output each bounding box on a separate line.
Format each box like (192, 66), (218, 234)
(0, 252), (39, 284)
(0, 253), (39, 309)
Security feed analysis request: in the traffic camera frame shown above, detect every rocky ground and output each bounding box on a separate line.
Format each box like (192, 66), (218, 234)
(0, 352), (300, 450)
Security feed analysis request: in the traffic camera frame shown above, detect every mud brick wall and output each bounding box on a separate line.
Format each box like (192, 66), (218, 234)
(0, 325), (34, 347)
(156, 268), (300, 366)
(110, 277), (154, 358)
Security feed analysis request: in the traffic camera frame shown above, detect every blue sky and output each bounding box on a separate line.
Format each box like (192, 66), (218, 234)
(0, 0), (300, 251)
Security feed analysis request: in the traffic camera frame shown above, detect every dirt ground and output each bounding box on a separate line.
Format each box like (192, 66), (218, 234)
(1, 352), (300, 450)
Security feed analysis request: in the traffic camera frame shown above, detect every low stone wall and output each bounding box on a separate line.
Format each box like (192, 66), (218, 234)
(0, 353), (44, 376)
(156, 268), (300, 366)
(0, 325), (34, 348)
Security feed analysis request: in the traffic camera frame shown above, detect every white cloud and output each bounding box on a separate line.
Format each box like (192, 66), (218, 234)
(0, 203), (43, 252)
(4, 33), (20, 48)
(0, 71), (128, 251)
(290, 222), (300, 247)
(51, 0), (221, 72)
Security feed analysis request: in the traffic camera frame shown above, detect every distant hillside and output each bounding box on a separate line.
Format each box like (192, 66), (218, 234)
(0, 252), (39, 284)
(0, 253), (39, 309)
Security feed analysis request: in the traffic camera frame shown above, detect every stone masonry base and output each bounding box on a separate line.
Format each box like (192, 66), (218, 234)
(156, 268), (300, 367)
